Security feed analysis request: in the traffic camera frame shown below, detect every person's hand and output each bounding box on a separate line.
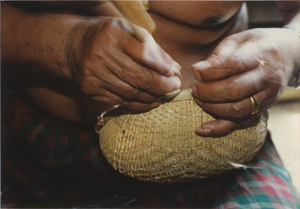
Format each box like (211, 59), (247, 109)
(191, 28), (300, 136)
(67, 17), (181, 110)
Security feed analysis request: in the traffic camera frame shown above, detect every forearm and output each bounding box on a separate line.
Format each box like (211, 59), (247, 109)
(1, 3), (87, 78)
(275, 1), (300, 88)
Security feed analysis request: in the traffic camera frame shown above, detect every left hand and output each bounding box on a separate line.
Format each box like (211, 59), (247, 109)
(191, 28), (300, 137)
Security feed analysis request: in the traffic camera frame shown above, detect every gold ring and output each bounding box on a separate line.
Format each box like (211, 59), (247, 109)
(250, 96), (259, 115)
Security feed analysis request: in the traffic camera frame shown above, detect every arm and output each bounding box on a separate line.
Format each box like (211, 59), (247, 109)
(1, 2), (82, 78)
(2, 2), (181, 111)
(276, 1), (300, 88)
(191, 1), (300, 136)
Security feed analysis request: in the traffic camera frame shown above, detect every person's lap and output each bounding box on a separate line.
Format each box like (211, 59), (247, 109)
(1, 88), (299, 208)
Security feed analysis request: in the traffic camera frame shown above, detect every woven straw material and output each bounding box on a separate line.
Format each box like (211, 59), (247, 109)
(99, 90), (268, 183)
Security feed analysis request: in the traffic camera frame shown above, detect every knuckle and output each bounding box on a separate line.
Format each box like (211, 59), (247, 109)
(211, 52), (227, 67)
(87, 21), (120, 58)
(135, 70), (153, 89)
(115, 97), (125, 106)
(211, 51), (238, 70)
(79, 76), (101, 95)
(228, 102), (244, 118)
(127, 88), (141, 100)
(91, 93), (110, 103)
(223, 35), (238, 43)
(101, 18), (120, 35)
(120, 101), (131, 108)
(211, 38), (242, 69)
(264, 40), (280, 57)
(99, 94), (123, 106)
(101, 18), (130, 46)
(85, 42), (107, 62)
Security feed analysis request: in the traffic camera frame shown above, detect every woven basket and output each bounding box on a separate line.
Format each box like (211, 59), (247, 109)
(98, 90), (268, 183)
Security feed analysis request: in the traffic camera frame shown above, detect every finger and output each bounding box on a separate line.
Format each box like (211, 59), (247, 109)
(80, 67), (164, 103)
(105, 81), (163, 104)
(192, 36), (261, 82)
(195, 96), (254, 118)
(90, 91), (162, 111)
(195, 119), (236, 137)
(194, 86), (280, 119)
(192, 67), (264, 103)
(121, 100), (161, 110)
(99, 18), (180, 77)
(106, 49), (181, 95)
(118, 25), (180, 77)
(194, 96), (251, 118)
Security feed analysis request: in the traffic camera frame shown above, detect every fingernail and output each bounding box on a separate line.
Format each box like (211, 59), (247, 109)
(151, 101), (161, 108)
(191, 61), (211, 71)
(172, 61), (182, 75)
(171, 76), (181, 89)
(195, 127), (212, 135)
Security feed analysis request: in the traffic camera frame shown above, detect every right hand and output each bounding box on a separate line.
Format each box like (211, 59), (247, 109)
(67, 17), (181, 110)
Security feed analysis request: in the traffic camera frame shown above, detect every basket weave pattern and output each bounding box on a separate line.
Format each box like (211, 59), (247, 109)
(99, 91), (268, 183)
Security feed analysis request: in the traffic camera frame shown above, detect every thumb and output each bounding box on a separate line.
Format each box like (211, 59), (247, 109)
(195, 119), (236, 137)
(191, 35), (260, 82)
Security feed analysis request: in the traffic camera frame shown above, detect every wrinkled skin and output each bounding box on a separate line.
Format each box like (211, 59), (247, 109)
(192, 27), (300, 136)
(68, 18), (181, 111)
(2, 2), (299, 129)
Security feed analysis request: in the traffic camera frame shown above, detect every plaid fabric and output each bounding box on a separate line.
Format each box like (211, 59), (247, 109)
(1, 88), (300, 208)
